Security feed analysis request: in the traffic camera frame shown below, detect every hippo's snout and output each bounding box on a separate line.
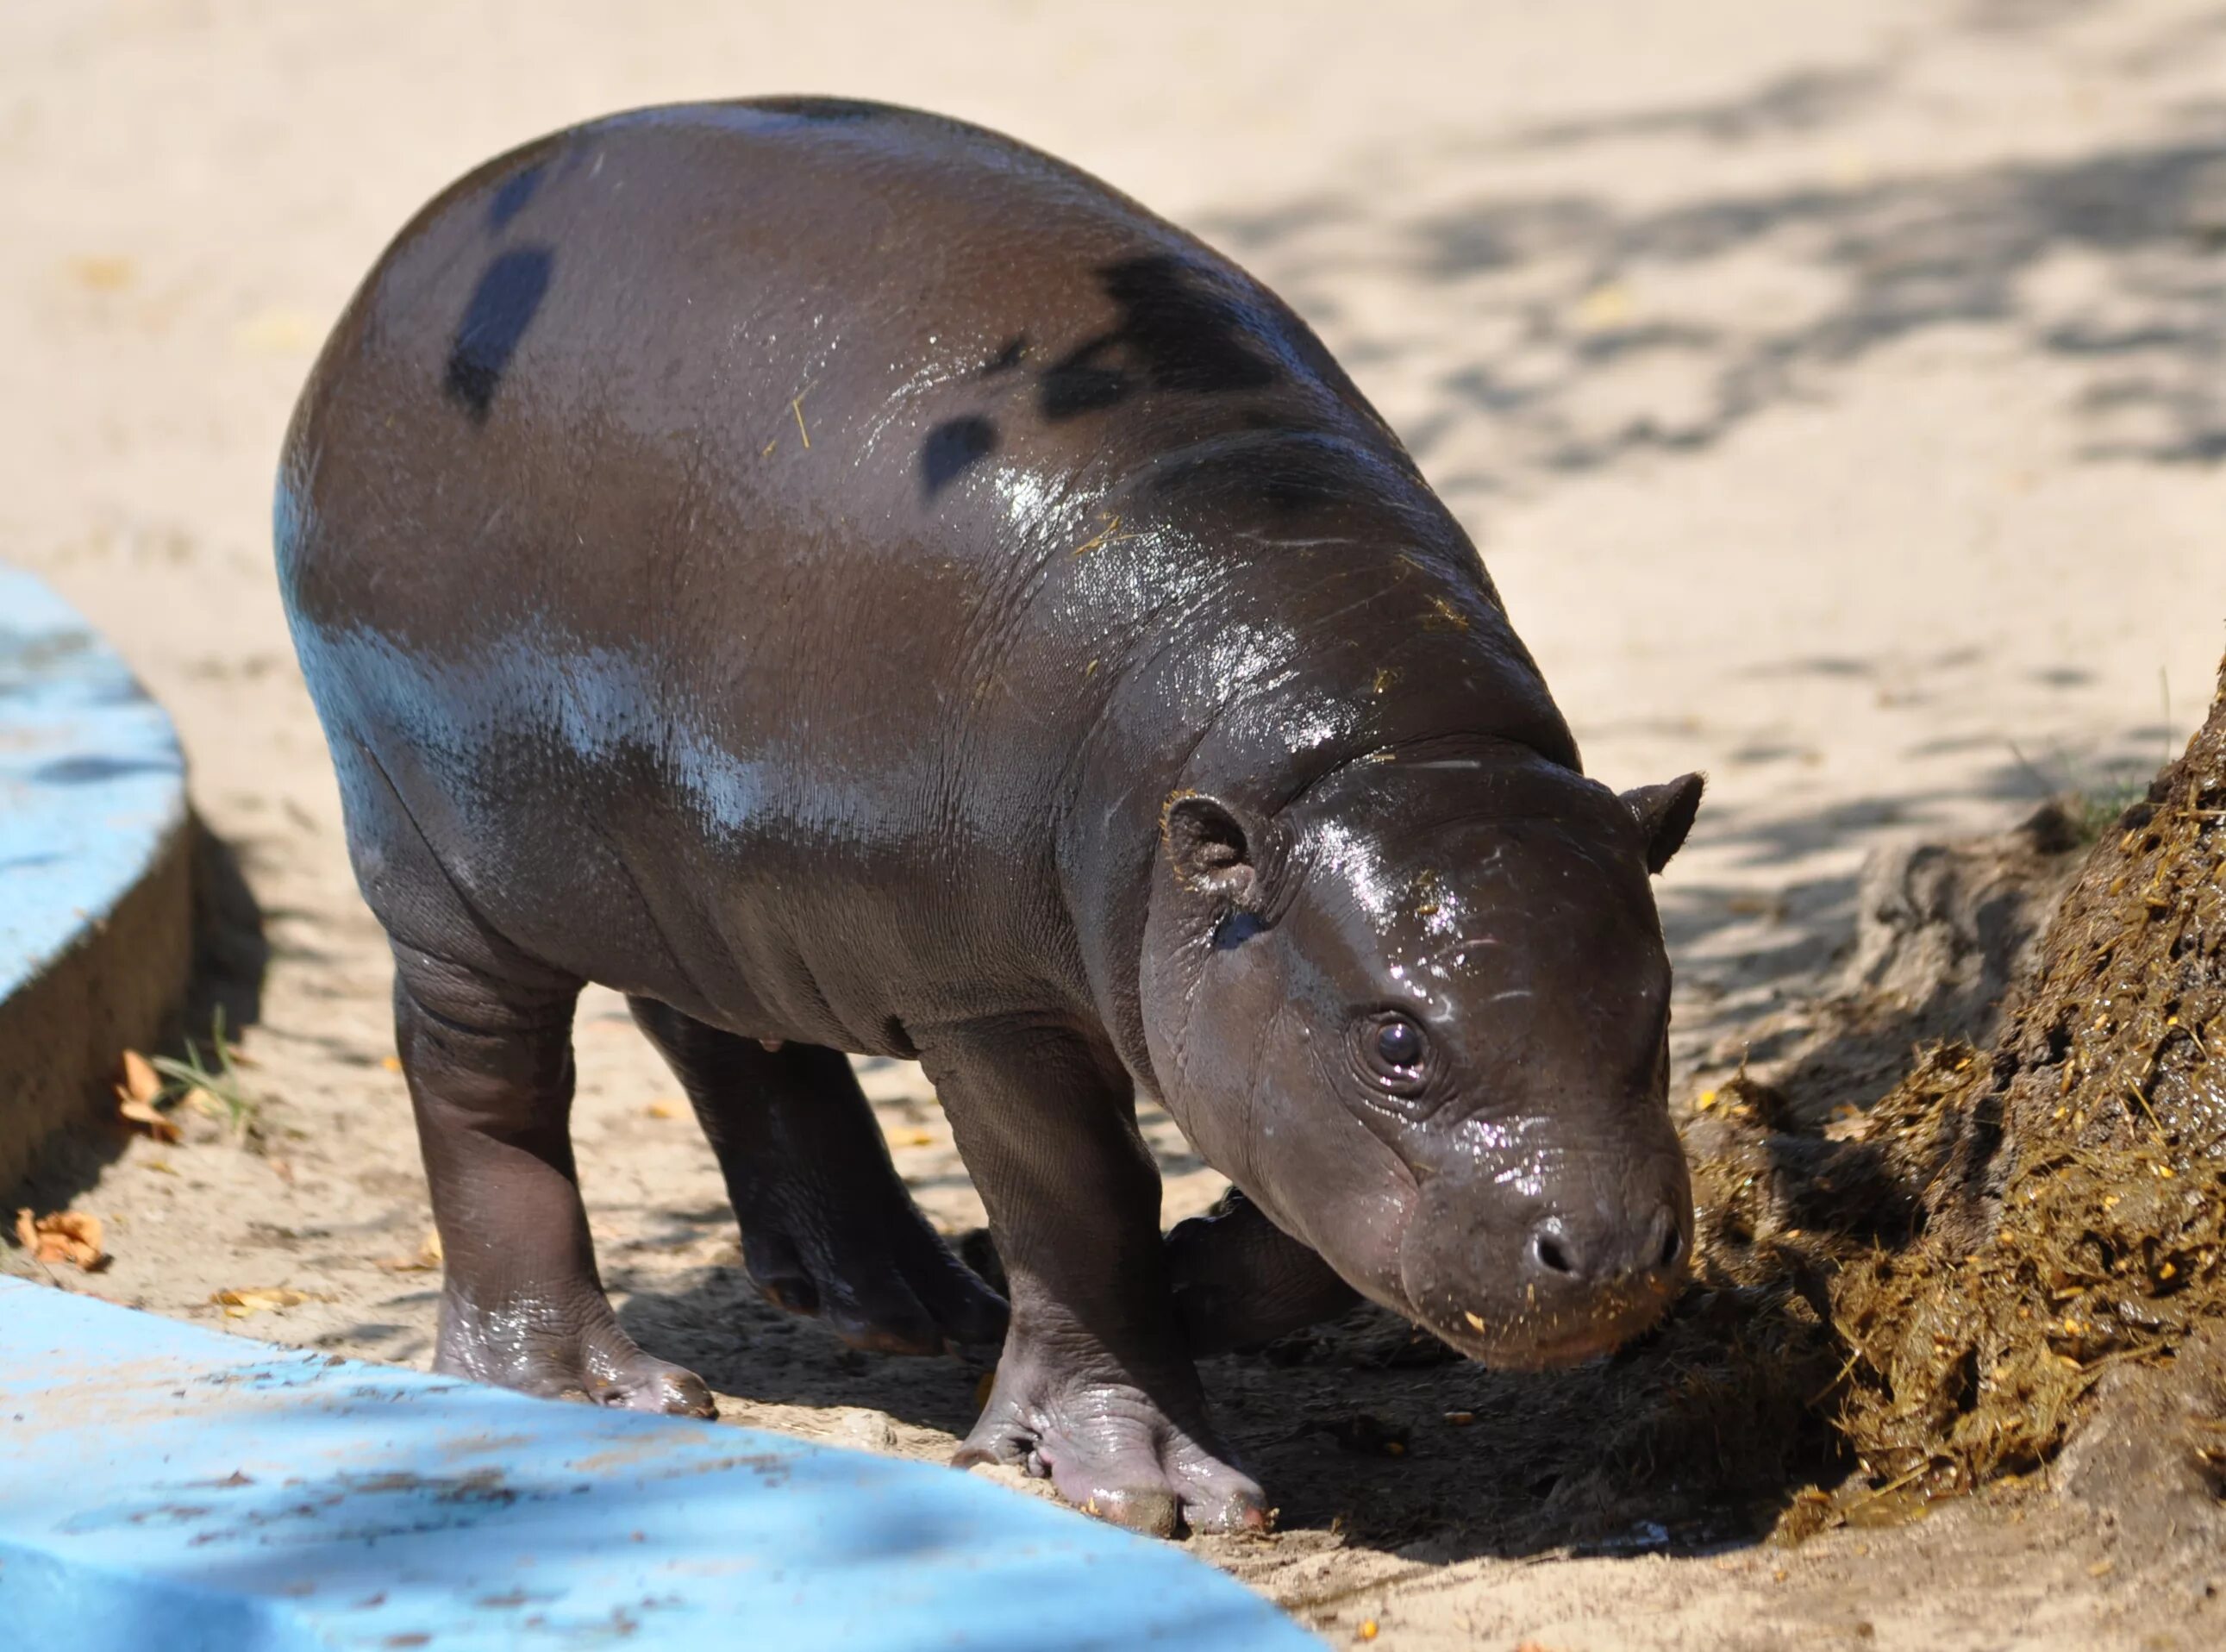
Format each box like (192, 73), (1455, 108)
(1402, 1148), (1693, 1369)
(1524, 1196), (1686, 1294)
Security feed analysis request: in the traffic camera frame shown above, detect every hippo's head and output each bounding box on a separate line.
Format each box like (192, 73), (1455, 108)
(1139, 747), (1703, 1367)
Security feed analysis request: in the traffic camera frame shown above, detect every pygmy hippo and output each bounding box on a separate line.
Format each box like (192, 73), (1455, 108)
(278, 98), (1704, 1537)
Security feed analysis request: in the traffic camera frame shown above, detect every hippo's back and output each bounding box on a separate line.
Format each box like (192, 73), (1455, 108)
(281, 97), (1364, 644)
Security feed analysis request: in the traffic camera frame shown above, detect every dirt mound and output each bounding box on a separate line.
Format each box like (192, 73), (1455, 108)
(1671, 651), (2226, 1542)
(1698, 801), (2087, 1129)
(1821, 655), (2226, 1504)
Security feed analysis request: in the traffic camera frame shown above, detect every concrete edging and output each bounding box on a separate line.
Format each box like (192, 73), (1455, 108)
(0, 564), (192, 1193)
(0, 1280), (1318, 1649)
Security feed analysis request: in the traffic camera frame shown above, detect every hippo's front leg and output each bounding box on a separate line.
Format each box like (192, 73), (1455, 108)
(919, 1022), (1267, 1536)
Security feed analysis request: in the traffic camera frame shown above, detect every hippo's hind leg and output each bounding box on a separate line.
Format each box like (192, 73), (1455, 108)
(628, 1001), (1008, 1354)
(1167, 1186), (1360, 1355)
(341, 746), (712, 1416)
(918, 1020), (1267, 1537)
(386, 948), (713, 1416)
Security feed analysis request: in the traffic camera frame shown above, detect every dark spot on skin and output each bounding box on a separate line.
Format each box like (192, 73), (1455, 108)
(752, 96), (887, 122)
(1148, 427), (1378, 515)
(1102, 256), (1281, 395)
(1038, 254), (1279, 423)
(444, 245), (554, 423)
(981, 335), (1028, 376)
(486, 165), (544, 233)
(1039, 363), (1130, 420)
(920, 416), (998, 497)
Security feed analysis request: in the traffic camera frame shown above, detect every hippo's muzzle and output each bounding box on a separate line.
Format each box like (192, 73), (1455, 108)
(1396, 1144), (1694, 1369)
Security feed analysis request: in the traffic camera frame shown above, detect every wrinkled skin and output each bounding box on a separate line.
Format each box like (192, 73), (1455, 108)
(278, 98), (1698, 1537)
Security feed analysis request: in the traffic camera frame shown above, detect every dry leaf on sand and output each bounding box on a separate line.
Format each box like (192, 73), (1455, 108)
(118, 1049), (161, 1104)
(117, 1094), (181, 1142)
(66, 253), (135, 292)
(211, 1286), (316, 1317)
(116, 1049), (181, 1142)
(373, 1230), (444, 1273)
(115, 1050), (183, 1141)
(14, 1209), (108, 1270)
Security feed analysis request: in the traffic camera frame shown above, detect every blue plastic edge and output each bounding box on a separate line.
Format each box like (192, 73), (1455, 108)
(0, 1279), (1317, 1650)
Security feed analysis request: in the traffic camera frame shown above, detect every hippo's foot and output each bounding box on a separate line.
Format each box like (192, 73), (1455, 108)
(954, 1348), (1268, 1537)
(435, 1283), (716, 1417)
(1166, 1186), (1361, 1356)
(735, 1191), (1009, 1355)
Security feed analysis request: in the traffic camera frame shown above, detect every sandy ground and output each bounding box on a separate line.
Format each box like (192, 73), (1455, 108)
(7, 2), (2226, 1646)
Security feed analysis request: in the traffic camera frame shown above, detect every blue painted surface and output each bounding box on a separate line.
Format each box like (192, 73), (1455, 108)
(0, 566), (186, 1000)
(0, 1281), (1316, 1650)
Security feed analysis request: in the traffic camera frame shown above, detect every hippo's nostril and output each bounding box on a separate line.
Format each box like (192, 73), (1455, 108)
(1657, 1221), (1685, 1272)
(1530, 1230), (1575, 1276)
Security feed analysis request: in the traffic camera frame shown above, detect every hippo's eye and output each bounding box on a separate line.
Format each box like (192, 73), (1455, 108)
(1356, 1012), (1430, 1098)
(1376, 1018), (1423, 1069)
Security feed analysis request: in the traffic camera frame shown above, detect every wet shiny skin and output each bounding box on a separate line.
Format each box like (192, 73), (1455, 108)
(278, 98), (1699, 1536)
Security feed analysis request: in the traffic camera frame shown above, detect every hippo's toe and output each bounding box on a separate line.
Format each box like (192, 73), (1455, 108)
(584, 1349), (717, 1417)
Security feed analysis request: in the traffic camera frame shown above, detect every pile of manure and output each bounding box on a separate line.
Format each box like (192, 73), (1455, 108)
(1817, 653), (2226, 1504)
(1658, 648), (2226, 1539)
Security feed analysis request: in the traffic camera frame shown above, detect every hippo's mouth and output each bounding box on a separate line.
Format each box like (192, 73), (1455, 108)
(1410, 1280), (1680, 1371)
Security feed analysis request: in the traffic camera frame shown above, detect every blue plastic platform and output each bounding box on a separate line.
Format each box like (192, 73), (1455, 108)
(0, 1280), (1315, 1649)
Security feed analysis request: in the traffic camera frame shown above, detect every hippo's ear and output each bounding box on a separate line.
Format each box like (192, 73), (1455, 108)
(1621, 773), (1705, 874)
(1164, 793), (1266, 910)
